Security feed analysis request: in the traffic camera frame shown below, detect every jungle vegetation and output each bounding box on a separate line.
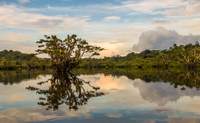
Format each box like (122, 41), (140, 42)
(80, 42), (200, 70)
(0, 34), (199, 70)
(36, 34), (103, 73)
(0, 50), (50, 70)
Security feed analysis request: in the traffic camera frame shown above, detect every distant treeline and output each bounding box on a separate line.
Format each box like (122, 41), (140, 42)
(80, 42), (200, 70)
(0, 50), (51, 70)
(0, 42), (200, 70)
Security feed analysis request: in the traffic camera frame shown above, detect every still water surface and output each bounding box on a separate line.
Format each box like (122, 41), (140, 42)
(0, 70), (200, 123)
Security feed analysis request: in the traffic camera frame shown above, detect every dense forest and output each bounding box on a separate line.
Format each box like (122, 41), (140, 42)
(0, 42), (200, 70)
(80, 42), (200, 70)
(0, 50), (50, 70)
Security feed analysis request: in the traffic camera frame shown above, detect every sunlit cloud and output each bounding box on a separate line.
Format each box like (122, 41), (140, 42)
(0, 32), (32, 42)
(133, 27), (200, 52)
(153, 18), (200, 35)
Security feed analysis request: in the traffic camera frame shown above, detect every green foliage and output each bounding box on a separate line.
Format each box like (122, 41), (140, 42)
(169, 44), (200, 66)
(0, 42), (199, 70)
(0, 50), (50, 70)
(36, 34), (103, 72)
(79, 43), (200, 69)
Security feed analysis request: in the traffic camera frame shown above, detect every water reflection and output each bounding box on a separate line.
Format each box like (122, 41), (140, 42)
(78, 68), (200, 89)
(133, 79), (200, 106)
(0, 70), (50, 85)
(26, 71), (104, 111)
(0, 69), (200, 122)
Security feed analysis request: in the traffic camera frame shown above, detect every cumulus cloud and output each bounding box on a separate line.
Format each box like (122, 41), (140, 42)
(133, 27), (200, 52)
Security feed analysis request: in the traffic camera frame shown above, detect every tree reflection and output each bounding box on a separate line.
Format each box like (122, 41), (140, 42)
(26, 71), (104, 111)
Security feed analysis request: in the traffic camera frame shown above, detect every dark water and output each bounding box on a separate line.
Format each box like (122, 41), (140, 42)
(0, 69), (200, 123)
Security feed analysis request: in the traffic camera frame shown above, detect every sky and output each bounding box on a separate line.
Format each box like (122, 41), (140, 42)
(0, 0), (200, 56)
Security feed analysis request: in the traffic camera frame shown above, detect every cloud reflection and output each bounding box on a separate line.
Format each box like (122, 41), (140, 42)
(133, 79), (200, 106)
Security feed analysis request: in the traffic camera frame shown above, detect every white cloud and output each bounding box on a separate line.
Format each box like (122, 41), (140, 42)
(0, 5), (89, 32)
(104, 16), (121, 21)
(121, 0), (200, 18)
(133, 27), (200, 52)
(81, 22), (148, 56)
(164, 0), (200, 17)
(122, 0), (185, 13)
(153, 18), (200, 35)
(0, 5), (90, 53)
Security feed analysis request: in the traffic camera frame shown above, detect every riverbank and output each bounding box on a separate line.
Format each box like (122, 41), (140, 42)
(0, 43), (200, 70)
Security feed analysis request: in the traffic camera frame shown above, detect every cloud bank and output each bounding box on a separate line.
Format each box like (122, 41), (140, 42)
(133, 27), (200, 52)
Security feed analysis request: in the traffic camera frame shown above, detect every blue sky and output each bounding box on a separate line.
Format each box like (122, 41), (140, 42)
(0, 0), (200, 56)
(0, 0), (123, 6)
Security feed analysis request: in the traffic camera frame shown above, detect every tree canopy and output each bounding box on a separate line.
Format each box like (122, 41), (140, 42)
(36, 34), (103, 72)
